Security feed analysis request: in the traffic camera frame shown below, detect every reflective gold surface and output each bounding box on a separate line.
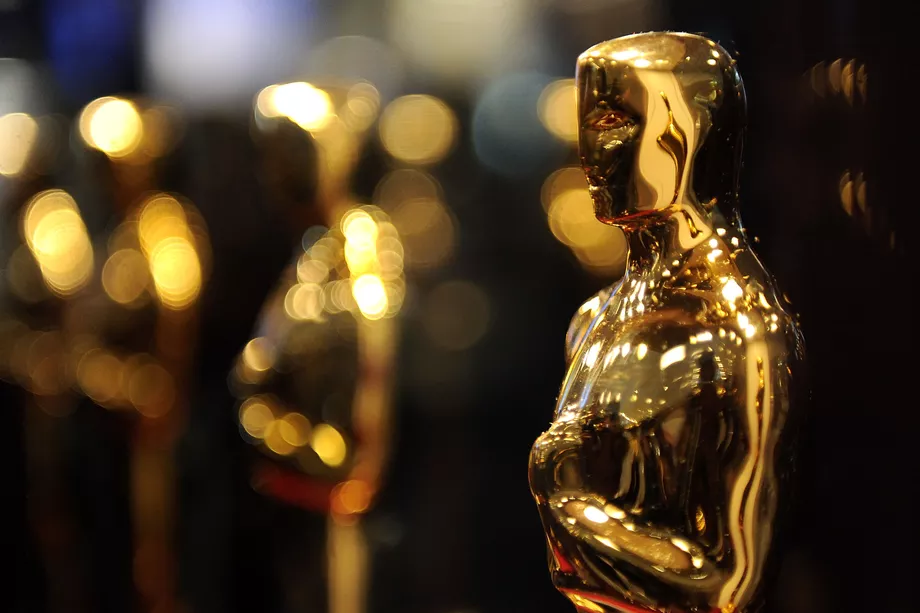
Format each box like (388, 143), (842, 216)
(529, 32), (806, 613)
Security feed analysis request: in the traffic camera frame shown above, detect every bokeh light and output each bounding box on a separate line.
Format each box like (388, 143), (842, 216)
(102, 249), (150, 306)
(279, 412), (312, 448)
(331, 480), (372, 516)
(541, 166), (589, 211)
(11, 330), (68, 397)
(379, 95), (457, 165)
(257, 82), (334, 132)
(242, 337), (276, 373)
(284, 283), (325, 321)
(264, 419), (296, 456)
(342, 82), (381, 132)
(282, 206), (406, 322)
(312, 423), (347, 468)
(352, 274), (388, 320)
(21, 189), (94, 296)
(0, 112), (38, 177)
(6, 245), (48, 304)
(387, 0), (534, 88)
(77, 348), (124, 406)
(374, 168), (441, 209)
(538, 79), (578, 143)
(137, 194), (204, 309)
(342, 210), (380, 274)
(147, 238), (202, 309)
(0, 58), (41, 117)
(239, 396), (275, 439)
(143, 0), (314, 110)
(126, 360), (175, 418)
(306, 36), (405, 102)
(543, 168), (627, 275)
(79, 96), (144, 159)
(473, 72), (568, 177)
(390, 197), (455, 270)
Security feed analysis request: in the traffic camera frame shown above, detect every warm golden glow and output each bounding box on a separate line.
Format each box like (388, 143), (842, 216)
(545, 179), (627, 275)
(287, 208), (405, 322)
(279, 412), (312, 447)
(263, 420), (296, 456)
(539, 79), (578, 143)
(549, 189), (607, 247)
(352, 274), (388, 320)
(297, 257), (329, 285)
(239, 396), (275, 439)
(331, 480), (372, 515)
(21, 190), (94, 296)
(0, 113), (38, 177)
(79, 97), (144, 158)
(312, 423), (347, 467)
(127, 361), (174, 418)
(257, 82), (334, 132)
(390, 197), (455, 270)
(342, 210), (379, 245)
(6, 245), (46, 304)
(342, 82), (381, 132)
(76, 348), (123, 405)
(137, 195), (203, 309)
(374, 168), (442, 210)
(379, 95), (456, 165)
(343, 210), (379, 274)
(137, 195), (190, 251)
(242, 337), (275, 373)
(284, 283), (325, 321)
(147, 237), (202, 308)
(541, 166), (588, 211)
(102, 249), (150, 305)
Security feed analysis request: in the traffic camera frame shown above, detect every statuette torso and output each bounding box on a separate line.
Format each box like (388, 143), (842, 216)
(529, 32), (806, 613)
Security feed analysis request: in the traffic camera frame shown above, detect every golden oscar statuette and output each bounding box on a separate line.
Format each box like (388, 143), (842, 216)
(529, 32), (807, 613)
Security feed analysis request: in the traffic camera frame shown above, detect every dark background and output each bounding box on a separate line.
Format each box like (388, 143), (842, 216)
(3, 1), (915, 613)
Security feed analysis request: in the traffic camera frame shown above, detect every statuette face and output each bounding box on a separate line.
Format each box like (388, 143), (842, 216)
(529, 32), (806, 613)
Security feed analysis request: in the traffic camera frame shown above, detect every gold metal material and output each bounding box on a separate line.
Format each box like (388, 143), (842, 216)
(233, 81), (400, 613)
(529, 32), (806, 613)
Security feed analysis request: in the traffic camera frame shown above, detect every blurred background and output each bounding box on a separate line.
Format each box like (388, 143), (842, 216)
(1, 1), (915, 613)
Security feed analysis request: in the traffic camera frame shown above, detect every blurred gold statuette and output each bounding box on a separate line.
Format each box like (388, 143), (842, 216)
(529, 32), (807, 613)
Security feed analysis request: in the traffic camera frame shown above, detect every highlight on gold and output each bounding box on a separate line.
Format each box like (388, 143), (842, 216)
(379, 94), (457, 165)
(0, 112), (39, 177)
(529, 32), (807, 613)
(538, 79), (578, 143)
(542, 167), (627, 275)
(20, 189), (94, 297)
(79, 96), (144, 159)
